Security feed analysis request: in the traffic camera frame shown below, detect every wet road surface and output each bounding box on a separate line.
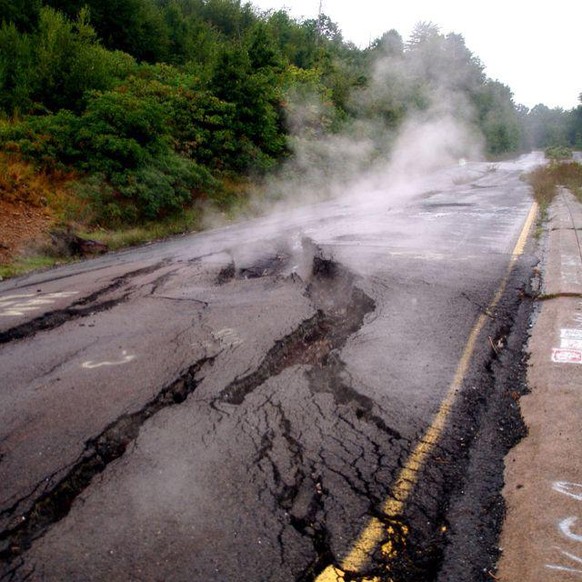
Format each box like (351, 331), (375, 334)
(0, 155), (542, 581)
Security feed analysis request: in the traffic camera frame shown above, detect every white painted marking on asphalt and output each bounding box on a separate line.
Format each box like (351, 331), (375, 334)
(545, 564), (582, 575)
(561, 339), (582, 350)
(82, 350), (136, 369)
(554, 482), (582, 502)
(0, 291), (79, 317)
(545, 485), (582, 574)
(555, 548), (582, 565)
(0, 293), (36, 302)
(213, 328), (243, 348)
(562, 329), (582, 340)
(559, 517), (582, 543)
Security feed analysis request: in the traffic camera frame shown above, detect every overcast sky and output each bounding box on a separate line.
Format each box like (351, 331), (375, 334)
(250, 0), (580, 110)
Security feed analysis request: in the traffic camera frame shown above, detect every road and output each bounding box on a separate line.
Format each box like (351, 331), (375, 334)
(0, 154), (542, 581)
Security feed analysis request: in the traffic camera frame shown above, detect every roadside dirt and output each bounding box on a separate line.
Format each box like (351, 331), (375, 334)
(0, 198), (54, 264)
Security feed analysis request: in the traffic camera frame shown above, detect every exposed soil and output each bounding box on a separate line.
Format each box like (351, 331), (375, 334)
(0, 199), (54, 264)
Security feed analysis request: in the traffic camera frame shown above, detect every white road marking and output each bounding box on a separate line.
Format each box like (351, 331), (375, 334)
(561, 329), (582, 340)
(554, 482), (582, 502)
(213, 328), (243, 348)
(0, 291), (79, 317)
(559, 517), (582, 543)
(82, 350), (136, 369)
(552, 348), (582, 364)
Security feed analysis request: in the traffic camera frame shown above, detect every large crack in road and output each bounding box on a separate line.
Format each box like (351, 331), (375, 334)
(1, 247), (391, 578)
(0, 356), (214, 565)
(218, 256), (376, 406)
(0, 241), (537, 581)
(212, 251), (418, 579)
(0, 262), (168, 345)
(331, 262), (536, 582)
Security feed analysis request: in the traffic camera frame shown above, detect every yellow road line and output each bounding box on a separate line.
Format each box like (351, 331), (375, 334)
(315, 201), (539, 582)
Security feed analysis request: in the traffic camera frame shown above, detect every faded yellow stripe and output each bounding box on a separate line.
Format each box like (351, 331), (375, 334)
(315, 201), (538, 580)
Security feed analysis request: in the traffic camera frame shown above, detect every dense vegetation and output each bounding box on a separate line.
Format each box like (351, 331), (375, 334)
(526, 160), (582, 216)
(0, 0), (580, 233)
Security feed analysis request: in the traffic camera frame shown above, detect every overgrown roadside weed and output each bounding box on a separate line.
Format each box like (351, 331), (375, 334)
(525, 159), (582, 231)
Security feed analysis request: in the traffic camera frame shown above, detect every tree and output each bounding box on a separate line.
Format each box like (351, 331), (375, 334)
(0, 0), (41, 31)
(567, 94), (582, 148)
(247, 21), (283, 72)
(45, 0), (171, 62)
(32, 7), (136, 112)
(199, 0), (257, 39)
(474, 81), (521, 154)
(210, 43), (286, 171)
(405, 24), (484, 95)
(369, 29), (404, 57)
(0, 22), (36, 114)
(273, 11), (318, 69)
(523, 104), (571, 149)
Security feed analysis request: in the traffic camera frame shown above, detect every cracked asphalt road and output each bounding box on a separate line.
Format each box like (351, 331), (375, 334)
(0, 154), (542, 581)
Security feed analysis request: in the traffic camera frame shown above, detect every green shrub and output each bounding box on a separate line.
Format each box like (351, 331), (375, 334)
(0, 7), (136, 116)
(0, 87), (217, 225)
(545, 145), (573, 160)
(0, 110), (82, 167)
(117, 71), (238, 171)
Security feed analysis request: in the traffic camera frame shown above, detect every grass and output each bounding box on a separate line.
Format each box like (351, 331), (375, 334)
(0, 255), (64, 280)
(0, 210), (203, 280)
(0, 209), (204, 280)
(526, 161), (582, 215)
(0, 153), (75, 208)
(79, 208), (202, 251)
(0, 157), (255, 279)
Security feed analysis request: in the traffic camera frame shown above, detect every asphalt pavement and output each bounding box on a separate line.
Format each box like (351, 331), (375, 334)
(0, 153), (558, 581)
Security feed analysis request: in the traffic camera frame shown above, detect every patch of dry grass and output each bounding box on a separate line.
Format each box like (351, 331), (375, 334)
(0, 153), (85, 220)
(0, 155), (51, 206)
(526, 161), (582, 211)
(80, 208), (202, 251)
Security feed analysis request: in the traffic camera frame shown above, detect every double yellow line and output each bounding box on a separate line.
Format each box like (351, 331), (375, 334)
(316, 201), (539, 582)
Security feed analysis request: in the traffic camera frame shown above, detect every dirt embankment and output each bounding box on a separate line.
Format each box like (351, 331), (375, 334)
(0, 198), (54, 265)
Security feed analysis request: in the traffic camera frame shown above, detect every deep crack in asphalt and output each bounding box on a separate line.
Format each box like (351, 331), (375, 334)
(218, 256), (376, 406)
(356, 262), (537, 582)
(0, 263), (167, 345)
(0, 356), (214, 566)
(0, 245), (537, 582)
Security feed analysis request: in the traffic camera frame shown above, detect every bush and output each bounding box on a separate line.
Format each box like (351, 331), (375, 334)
(545, 145), (573, 160)
(0, 8), (136, 116)
(0, 110), (82, 167)
(0, 87), (217, 225)
(87, 153), (214, 224)
(118, 70), (238, 171)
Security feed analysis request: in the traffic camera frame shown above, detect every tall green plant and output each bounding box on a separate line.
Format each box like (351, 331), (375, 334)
(34, 7), (136, 112)
(0, 22), (36, 115)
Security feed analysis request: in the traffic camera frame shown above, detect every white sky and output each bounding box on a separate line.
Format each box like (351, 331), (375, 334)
(250, 0), (581, 110)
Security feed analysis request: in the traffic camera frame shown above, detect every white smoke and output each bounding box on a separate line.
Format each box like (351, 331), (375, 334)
(203, 25), (485, 230)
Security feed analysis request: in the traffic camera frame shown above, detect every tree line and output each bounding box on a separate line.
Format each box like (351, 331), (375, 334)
(0, 0), (580, 226)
